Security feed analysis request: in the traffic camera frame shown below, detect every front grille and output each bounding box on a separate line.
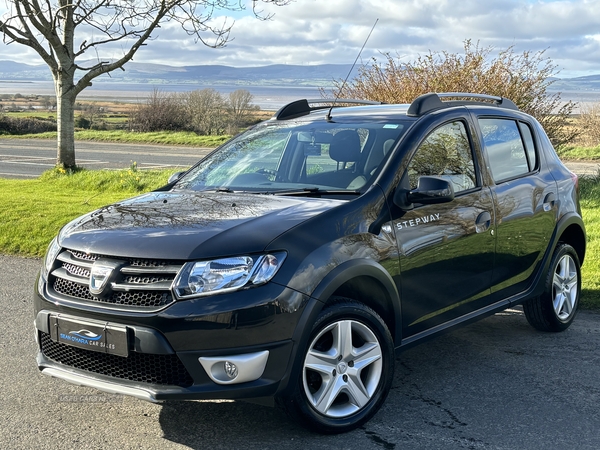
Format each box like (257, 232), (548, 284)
(40, 332), (194, 387)
(48, 248), (182, 310)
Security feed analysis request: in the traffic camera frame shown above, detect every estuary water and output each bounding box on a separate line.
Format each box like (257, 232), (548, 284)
(0, 80), (326, 111)
(2, 80), (599, 112)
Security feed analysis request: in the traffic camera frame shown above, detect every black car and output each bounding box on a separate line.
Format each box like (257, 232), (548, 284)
(34, 93), (586, 433)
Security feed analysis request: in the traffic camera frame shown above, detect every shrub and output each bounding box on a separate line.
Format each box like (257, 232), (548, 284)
(330, 40), (577, 148)
(181, 89), (228, 135)
(128, 89), (187, 132)
(0, 114), (57, 134)
(76, 116), (91, 129)
(576, 102), (600, 147)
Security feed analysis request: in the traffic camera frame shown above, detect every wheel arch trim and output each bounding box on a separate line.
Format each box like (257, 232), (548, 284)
(275, 258), (402, 397)
(309, 258), (402, 344)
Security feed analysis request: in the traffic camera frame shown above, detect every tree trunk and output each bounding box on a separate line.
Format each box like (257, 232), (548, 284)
(54, 74), (77, 169)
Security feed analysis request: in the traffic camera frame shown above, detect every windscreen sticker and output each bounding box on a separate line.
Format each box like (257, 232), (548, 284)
(396, 213), (440, 230)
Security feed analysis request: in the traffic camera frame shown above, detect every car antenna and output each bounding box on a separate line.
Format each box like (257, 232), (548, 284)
(326, 18), (378, 122)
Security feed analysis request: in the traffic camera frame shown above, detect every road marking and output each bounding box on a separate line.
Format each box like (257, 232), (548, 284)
(0, 155), (54, 161)
(138, 163), (190, 169)
(0, 172), (37, 178)
(2, 161), (55, 166)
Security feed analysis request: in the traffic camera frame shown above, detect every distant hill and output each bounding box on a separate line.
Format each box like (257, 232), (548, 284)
(550, 75), (600, 92)
(0, 60), (356, 87)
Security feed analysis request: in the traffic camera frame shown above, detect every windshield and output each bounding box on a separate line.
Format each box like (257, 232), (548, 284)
(173, 119), (410, 194)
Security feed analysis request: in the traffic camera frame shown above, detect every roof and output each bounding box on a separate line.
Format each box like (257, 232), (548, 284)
(272, 93), (520, 122)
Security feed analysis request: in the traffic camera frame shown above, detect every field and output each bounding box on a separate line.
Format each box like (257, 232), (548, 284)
(0, 95), (272, 119)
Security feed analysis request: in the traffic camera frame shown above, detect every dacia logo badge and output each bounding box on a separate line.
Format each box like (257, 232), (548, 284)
(89, 260), (121, 296)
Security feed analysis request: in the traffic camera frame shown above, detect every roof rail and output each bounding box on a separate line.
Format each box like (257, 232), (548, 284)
(407, 92), (519, 117)
(273, 98), (383, 120)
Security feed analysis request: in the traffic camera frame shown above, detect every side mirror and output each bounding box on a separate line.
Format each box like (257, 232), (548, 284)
(167, 171), (185, 184)
(393, 176), (454, 209)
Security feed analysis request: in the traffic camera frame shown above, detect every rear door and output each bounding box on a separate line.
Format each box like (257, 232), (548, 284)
(476, 116), (558, 299)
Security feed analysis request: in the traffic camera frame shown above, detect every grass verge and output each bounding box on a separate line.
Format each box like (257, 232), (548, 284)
(0, 168), (598, 309)
(0, 167), (173, 256)
(557, 145), (600, 161)
(0, 130), (230, 147)
(578, 174), (600, 308)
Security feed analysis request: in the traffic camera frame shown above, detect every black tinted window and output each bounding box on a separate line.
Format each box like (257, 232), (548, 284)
(519, 122), (537, 171)
(408, 121), (476, 193)
(479, 118), (532, 182)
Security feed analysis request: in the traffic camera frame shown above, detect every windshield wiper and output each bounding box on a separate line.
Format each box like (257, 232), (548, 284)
(214, 187), (235, 193)
(270, 187), (361, 197)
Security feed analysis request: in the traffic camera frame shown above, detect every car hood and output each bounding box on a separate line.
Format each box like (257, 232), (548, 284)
(59, 191), (345, 260)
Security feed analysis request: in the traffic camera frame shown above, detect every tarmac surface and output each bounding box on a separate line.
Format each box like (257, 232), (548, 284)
(2, 255), (600, 449)
(0, 137), (598, 179)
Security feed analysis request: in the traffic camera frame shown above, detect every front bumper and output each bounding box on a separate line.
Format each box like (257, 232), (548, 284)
(34, 275), (312, 401)
(37, 337), (294, 402)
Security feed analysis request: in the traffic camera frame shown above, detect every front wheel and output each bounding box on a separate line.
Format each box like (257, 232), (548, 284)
(523, 243), (581, 332)
(281, 298), (395, 434)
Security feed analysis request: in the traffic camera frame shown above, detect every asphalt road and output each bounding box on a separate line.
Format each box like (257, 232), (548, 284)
(2, 138), (600, 179)
(0, 138), (212, 178)
(0, 139), (600, 178)
(2, 254), (600, 449)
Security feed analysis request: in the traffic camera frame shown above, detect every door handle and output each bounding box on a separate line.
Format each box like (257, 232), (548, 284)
(475, 211), (492, 234)
(543, 192), (556, 212)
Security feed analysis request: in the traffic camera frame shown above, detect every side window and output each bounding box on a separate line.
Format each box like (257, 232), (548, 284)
(518, 122), (538, 171)
(407, 121), (476, 193)
(479, 118), (534, 182)
(304, 128), (369, 175)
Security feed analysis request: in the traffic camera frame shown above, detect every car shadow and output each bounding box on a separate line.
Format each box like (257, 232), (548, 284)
(157, 308), (542, 448)
(158, 399), (311, 448)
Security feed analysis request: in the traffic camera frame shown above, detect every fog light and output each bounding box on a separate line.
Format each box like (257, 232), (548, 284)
(199, 351), (269, 385)
(224, 361), (238, 379)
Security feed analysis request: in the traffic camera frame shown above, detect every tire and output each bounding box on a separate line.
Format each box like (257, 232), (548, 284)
(523, 243), (581, 332)
(281, 298), (395, 434)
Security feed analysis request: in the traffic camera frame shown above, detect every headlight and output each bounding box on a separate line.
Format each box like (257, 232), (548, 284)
(41, 237), (61, 279)
(173, 252), (286, 299)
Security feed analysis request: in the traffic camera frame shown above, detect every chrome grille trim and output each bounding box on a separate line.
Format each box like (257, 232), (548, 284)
(48, 249), (183, 311)
(57, 251), (94, 269)
(112, 281), (174, 292)
(51, 267), (88, 285)
(120, 265), (181, 274)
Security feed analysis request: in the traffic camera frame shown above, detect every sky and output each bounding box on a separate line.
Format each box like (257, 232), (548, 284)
(1, 0), (600, 78)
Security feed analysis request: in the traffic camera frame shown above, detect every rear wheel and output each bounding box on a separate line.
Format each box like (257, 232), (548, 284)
(523, 243), (581, 332)
(281, 298), (394, 434)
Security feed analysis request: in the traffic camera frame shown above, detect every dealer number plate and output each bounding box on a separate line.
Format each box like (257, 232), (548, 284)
(50, 315), (129, 357)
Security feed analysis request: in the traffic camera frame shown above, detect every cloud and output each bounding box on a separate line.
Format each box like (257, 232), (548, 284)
(1, 0), (600, 77)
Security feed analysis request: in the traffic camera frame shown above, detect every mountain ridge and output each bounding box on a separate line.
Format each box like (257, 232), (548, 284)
(1, 60), (600, 95)
(0, 60), (356, 87)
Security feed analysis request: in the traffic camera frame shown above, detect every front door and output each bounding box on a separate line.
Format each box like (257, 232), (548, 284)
(393, 120), (496, 337)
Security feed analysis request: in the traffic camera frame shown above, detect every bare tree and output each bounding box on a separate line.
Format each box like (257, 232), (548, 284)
(182, 88), (228, 135)
(577, 102), (600, 147)
(228, 89), (256, 131)
(129, 89), (186, 132)
(0, 1), (289, 169)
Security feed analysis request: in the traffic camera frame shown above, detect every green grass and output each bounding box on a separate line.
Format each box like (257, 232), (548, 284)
(0, 130), (230, 147)
(557, 145), (600, 160)
(0, 167), (174, 256)
(4, 111), (57, 120)
(578, 174), (600, 308)
(4, 110), (129, 125)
